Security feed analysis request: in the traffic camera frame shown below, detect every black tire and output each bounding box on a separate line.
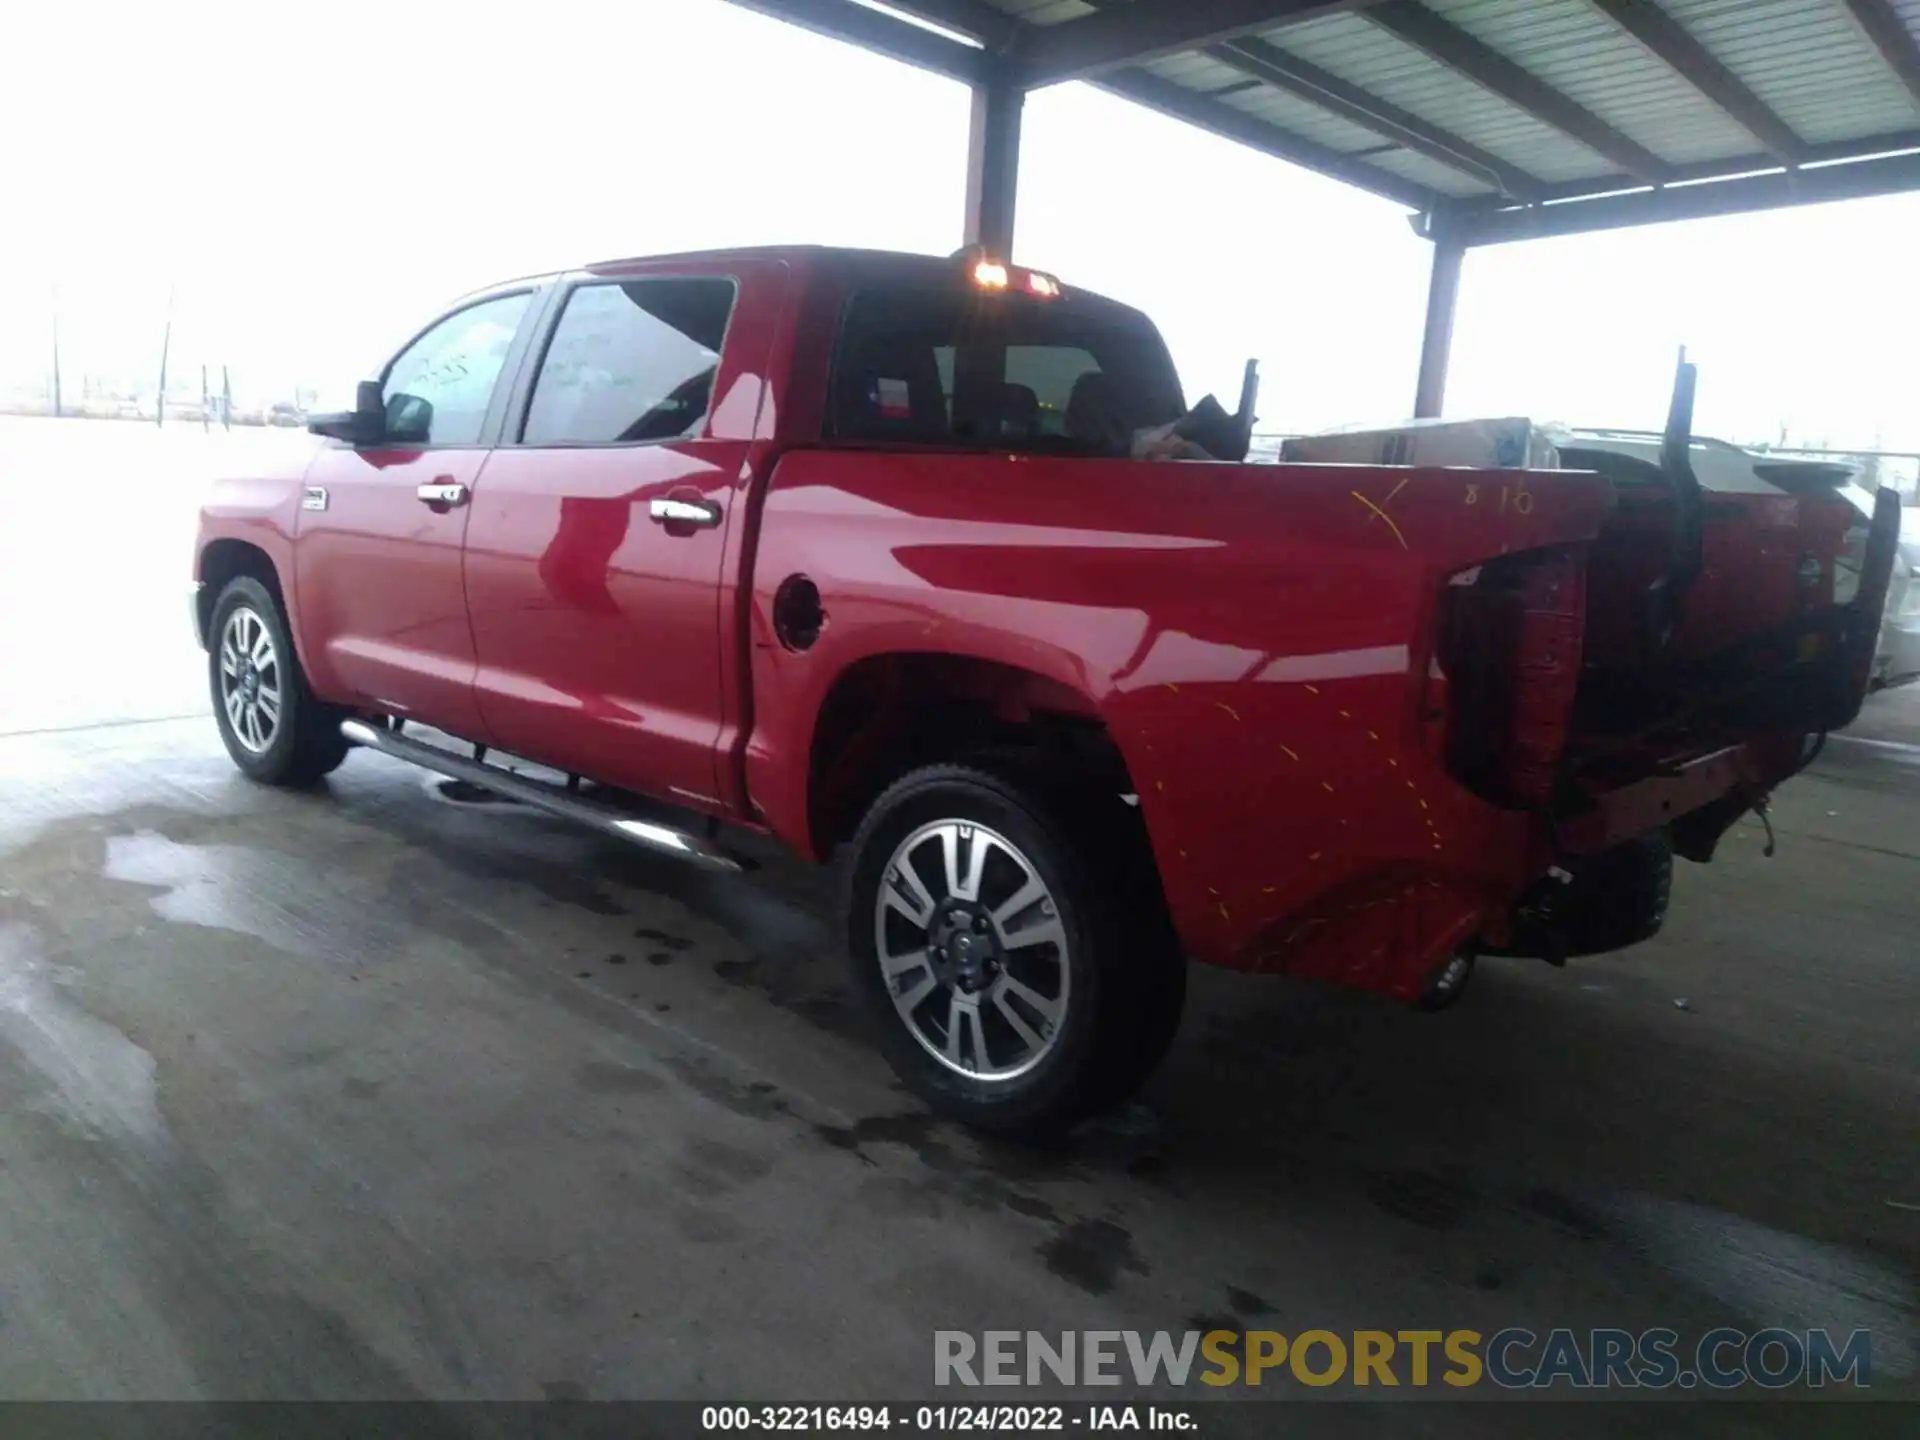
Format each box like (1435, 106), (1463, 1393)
(1484, 831), (1675, 963)
(208, 575), (351, 786)
(1413, 947), (1475, 1012)
(1564, 832), (1673, 956)
(843, 762), (1185, 1137)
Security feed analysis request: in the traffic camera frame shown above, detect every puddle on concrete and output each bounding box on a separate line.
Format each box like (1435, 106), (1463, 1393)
(0, 922), (169, 1148)
(1599, 1192), (1918, 1377)
(102, 830), (407, 965)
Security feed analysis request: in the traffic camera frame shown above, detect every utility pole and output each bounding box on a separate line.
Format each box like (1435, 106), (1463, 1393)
(222, 364), (233, 430)
(156, 284), (175, 427)
(50, 291), (63, 418)
(201, 364), (210, 431)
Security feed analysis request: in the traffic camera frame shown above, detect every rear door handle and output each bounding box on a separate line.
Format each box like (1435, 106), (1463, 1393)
(649, 496), (723, 529)
(416, 481), (469, 508)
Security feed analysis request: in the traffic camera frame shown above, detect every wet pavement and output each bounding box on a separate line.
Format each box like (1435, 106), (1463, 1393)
(0, 420), (1915, 1431)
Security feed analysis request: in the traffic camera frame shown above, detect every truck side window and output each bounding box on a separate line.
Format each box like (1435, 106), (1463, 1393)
(522, 278), (737, 446)
(382, 292), (531, 447)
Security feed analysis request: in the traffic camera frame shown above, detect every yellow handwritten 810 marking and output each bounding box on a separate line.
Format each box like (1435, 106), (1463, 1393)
(1466, 483), (1533, 515)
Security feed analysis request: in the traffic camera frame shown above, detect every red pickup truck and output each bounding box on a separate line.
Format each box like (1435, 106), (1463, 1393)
(191, 245), (1901, 1134)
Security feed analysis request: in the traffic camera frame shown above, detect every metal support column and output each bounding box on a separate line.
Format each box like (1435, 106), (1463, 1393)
(1413, 239), (1464, 419)
(964, 68), (1023, 258)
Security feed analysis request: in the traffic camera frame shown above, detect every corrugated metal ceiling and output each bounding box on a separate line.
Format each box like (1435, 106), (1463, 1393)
(960, 0), (1920, 227)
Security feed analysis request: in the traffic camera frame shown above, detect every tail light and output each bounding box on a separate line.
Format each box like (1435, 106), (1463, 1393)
(1434, 546), (1588, 807)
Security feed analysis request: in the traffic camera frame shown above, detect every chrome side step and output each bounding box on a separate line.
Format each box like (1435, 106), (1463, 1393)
(340, 719), (742, 873)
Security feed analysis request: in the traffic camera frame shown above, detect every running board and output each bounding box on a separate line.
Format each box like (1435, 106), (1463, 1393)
(340, 719), (742, 873)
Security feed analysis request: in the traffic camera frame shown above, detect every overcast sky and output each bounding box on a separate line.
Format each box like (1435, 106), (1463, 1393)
(3, 0), (1917, 447)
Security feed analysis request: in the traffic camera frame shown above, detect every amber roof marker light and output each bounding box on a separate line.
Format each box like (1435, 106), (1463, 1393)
(953, 244), (1060, 298)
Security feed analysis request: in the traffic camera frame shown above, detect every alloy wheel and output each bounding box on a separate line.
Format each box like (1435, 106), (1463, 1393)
(219, 606), (282, 754)
(873, 819), (1071, 1082)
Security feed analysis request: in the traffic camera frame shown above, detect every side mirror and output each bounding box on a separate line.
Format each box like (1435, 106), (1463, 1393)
(308, 379), (386, 445)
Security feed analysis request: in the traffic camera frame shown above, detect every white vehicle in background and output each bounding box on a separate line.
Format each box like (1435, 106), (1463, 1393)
(1563, 431), (1920, 693)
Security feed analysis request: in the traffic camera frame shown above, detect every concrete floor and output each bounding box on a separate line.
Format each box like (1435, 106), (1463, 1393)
(0, 419), (1915, 1430)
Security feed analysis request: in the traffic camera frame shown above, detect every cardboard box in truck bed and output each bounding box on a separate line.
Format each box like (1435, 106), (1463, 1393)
(1281, 417), (1561, 470)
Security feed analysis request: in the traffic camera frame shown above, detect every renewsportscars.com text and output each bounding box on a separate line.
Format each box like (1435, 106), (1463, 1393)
(934, 1328), (1873, 1390)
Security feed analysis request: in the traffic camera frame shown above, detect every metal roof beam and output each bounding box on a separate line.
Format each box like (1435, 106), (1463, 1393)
(1584, 0), (1809, 164)
(1838, 0), (1920, 109)
(1209, 35), (1547, 198)
(723, 0), (987, 83)
(1096, 67), (1441, 209)
(1428, 146), (1920, 245)
(1364, 1), (1676, 184)
(1498, 126), (1920, 204)
(1014, 1), (1380, 88)
(873, 0), (1021, 49)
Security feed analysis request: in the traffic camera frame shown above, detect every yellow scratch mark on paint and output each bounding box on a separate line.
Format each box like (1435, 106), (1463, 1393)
(1384, 476), (1411, 506)
(1309, 852), (1321, 861)
(1217, 902), (1232, 922)
(1387, 757), (1399, 767)
(1280, 744), (1299, 762)
(1321, 781), (1336, 793)
(1406, 780), (1417, 791)
(1155, 780), (1165, 792)
(1367, 730), (1379, 741)
(1207, 887), (1220, 897)
(1339, 709), (1351, 719)
(1419, 799), (1429, 810)
(1262, 885), (1277, 894)
(1163, 683), (1179, 693)
(1216, 701), (1241, 722)
(1179, 849), (1188, 859)
(1352, 491), (1410, 550)
(1304, 684), (1320, 695)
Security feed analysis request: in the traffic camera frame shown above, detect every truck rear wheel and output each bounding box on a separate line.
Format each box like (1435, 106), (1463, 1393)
(208, 576), (350, 786)
(844, 763), (1184, 1137)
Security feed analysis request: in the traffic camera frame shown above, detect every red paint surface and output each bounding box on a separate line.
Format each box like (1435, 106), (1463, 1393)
(293, 445), (490, 736)
(743, 448), (1611, 990)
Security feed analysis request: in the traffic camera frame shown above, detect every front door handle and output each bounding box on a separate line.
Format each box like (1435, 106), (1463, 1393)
(416, 481), (469, 508)
(649, 496), (723, 530)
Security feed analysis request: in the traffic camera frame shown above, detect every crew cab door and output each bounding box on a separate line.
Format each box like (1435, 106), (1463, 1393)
(463, 262), (781, 809)
(294, 287), (538, 738)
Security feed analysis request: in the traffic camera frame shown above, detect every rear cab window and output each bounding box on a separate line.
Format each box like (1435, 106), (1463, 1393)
(829, 275), (1184, 455)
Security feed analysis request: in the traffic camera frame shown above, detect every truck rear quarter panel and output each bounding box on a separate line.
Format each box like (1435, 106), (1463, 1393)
(746, 451), (1615, 991)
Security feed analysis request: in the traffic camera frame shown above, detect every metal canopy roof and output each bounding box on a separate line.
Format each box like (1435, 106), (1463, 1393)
(737, 0), (1920, 246)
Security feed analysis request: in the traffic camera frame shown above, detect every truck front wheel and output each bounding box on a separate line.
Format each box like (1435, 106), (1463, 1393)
(208, 575), (350, 786)
(844, 763), (1184, 1137)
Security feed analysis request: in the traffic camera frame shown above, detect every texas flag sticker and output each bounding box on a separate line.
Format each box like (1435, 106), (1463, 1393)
(875, 377), (912, 421)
